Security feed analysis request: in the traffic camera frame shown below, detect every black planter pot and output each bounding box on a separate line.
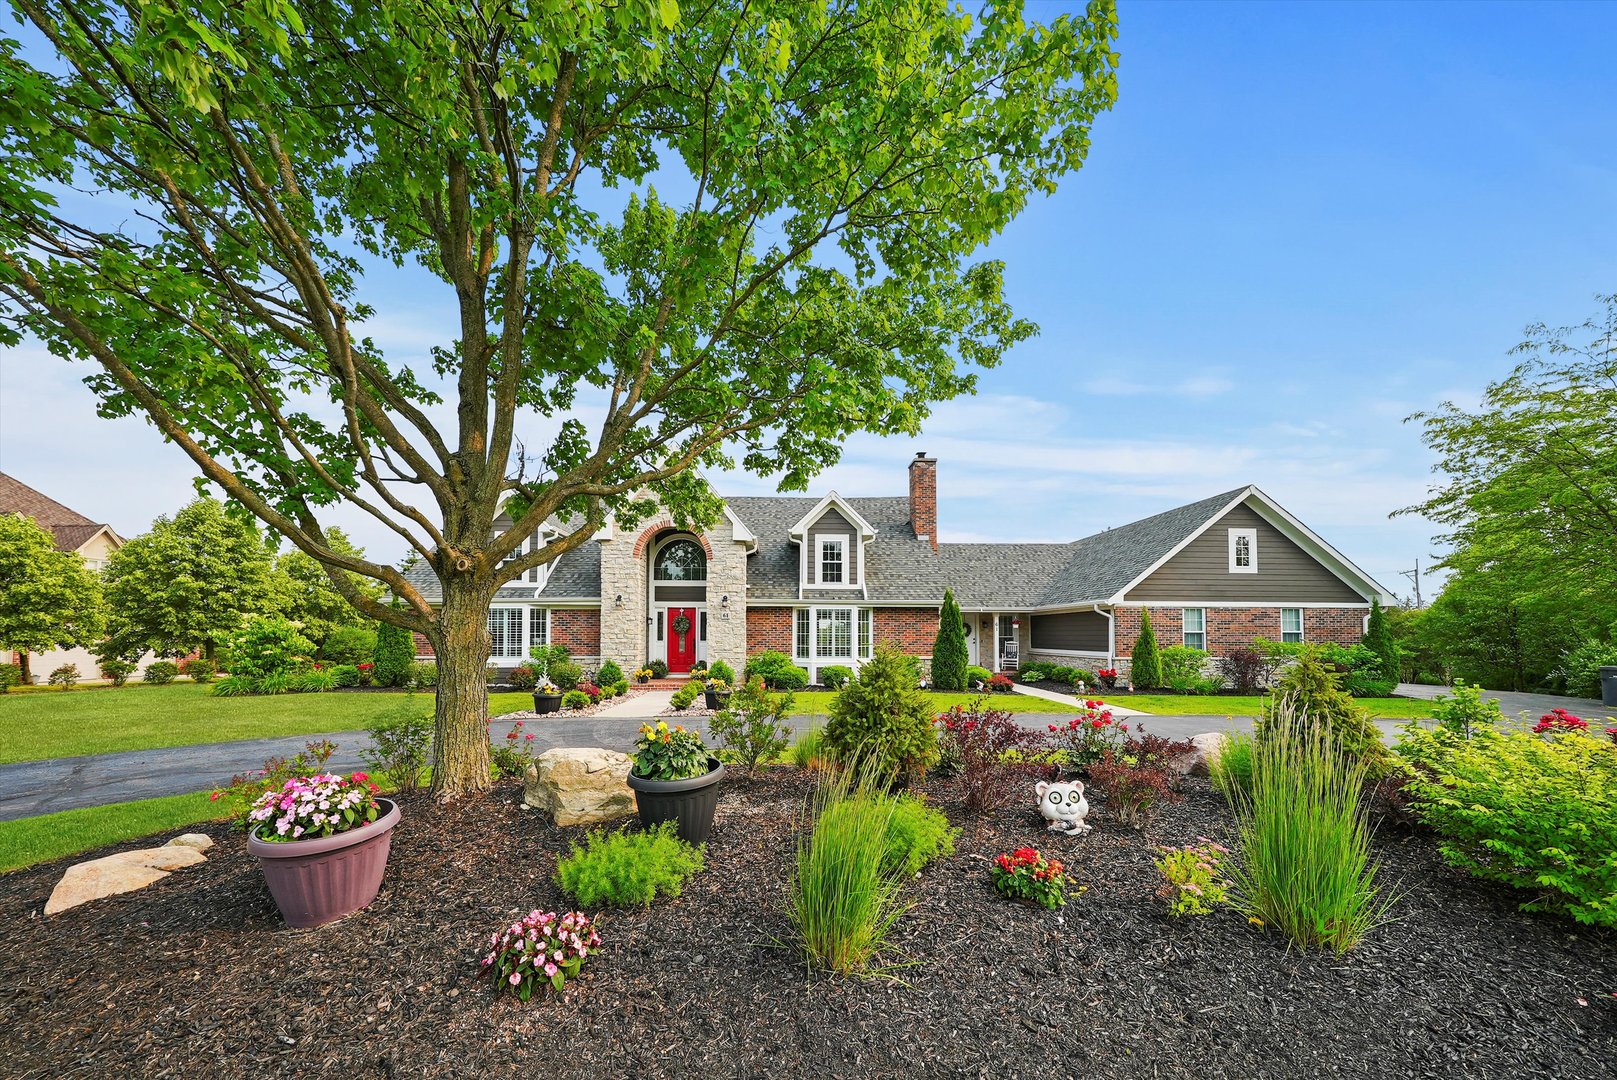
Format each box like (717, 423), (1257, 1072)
(626, 758), (725, 846)
(704, 690), (732, 711)
(532, 692), (563, 715)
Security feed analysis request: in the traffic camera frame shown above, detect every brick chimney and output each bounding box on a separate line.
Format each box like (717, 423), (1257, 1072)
(908, 453), (937, 552)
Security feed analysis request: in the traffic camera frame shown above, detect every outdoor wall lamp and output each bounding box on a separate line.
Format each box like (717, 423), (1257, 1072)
(614, 593), (624, 607)
(720, 594), (730, 608)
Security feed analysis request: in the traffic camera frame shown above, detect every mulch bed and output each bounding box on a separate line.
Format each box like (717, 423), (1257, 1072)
(2, 772), (1614, 1079)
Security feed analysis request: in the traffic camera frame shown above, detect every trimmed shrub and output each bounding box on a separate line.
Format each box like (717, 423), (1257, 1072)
(931, 589), (968, 691)
(608, 679), (629, 697)
(411, 661), (439, 689)
(143, 660), (180, 685)
(47, 663), (81, 689)
(1217, 647), (1269, 694)
(965, 665), (993, 688)
(707, 660), (735, 685)
(824, 643), (938, 785)
(98, 658), (137, 686)
(596, 660), (625, 687)
(360, 707), (432, 793)
(669, 682), (701, 710)
(787, 767), (908, 974)
(562, 689), (591, 710)
(330, 664), (361, 688)
(556, 822), (705, 908)
(1160, 645), (1210, 689)
(1131, 610), (1163, 689)
(373, 616), (415, 688)
(548, 660), (583, 692)
(1397, 725), (1616, 927)
(744, 650), (809, 690)
(647, 659), (670, 679)
(819, 664), (854, 690)
(709, 676), (793, 776)
(0, 662), (21, 692)
(1228, 707), (1394, 953)
(180, 657), (217, 683)
(320, 625), (377, 666)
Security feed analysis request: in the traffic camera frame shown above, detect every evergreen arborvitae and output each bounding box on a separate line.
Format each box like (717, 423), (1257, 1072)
(1130, 609), (1163, 689)
(1362, 598), (1400, 682)
(931, 589), (969, 691)
(374, 604), (415, 688)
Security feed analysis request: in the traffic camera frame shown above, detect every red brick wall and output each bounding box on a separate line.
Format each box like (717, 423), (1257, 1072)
(1116, 606), (1365, 655)
(873, 607), (941, 654)
(907, 455), (938, 551)
(412, 633), (435, 658)
(552, 609), (600, 655)
(747, 607), (792, 654)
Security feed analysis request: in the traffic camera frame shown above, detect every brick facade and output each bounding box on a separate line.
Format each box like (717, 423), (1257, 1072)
(873, 607), (941, 654)
(907, 454), (937, 551)
(551, 609), (601, 656)
(746, 607), (793, 654)
(1115, 606), (1365, 657)
(412, 632), (435, 658)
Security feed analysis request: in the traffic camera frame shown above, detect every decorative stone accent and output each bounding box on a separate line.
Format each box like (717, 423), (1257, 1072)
(522, 747), (636, 827)
(164, 833), (214, 853)
(1181, 732), (1229, 777)
(45, 845), (207, 916)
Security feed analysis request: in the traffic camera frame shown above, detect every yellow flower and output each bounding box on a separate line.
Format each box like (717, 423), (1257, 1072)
(1247, 916), (1265, 927)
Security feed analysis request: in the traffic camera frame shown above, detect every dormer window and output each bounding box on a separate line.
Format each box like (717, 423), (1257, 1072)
(818, 537), (846, 585)
(1228, 528), (1257, 574)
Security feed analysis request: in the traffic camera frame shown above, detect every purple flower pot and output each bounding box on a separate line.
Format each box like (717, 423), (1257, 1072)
(626, 759), (724, 846)
(247, 798), (401, 928)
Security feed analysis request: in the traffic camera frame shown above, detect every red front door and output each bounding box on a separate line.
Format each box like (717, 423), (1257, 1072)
(666, 607), (697, 674)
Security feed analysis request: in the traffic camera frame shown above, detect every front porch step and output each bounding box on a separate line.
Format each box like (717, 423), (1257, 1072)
(638, 678), (700, 691)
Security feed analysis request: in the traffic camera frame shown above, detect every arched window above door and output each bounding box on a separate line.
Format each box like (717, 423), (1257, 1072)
(653, 537), (707, 582)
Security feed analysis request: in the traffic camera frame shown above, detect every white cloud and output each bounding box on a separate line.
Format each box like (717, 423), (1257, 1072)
(1087, 373), (1234, 397)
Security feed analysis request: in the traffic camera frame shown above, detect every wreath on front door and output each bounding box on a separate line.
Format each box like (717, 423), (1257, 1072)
(671, 613), (692, 636)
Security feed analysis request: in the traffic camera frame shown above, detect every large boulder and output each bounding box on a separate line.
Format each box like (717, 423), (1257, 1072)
(523, 747), (636, 827)
(45, 845), (207, 916)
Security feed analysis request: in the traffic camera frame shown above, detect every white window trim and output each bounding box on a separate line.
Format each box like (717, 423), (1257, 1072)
(1281, 607), (1305, 644)
(795, 605), (873, 677)
(1182, 607), (1206, 650)
(1228, 528), (1258, 574)
(488, 606), (528, 660)
(817, 536), (847, 586)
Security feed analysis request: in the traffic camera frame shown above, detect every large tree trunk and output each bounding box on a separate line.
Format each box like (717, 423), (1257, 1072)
(429, 578), (494, 796)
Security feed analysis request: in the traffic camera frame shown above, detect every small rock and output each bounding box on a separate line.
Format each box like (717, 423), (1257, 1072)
(164, 833), (214, 853)
(45, 846), (207, 916)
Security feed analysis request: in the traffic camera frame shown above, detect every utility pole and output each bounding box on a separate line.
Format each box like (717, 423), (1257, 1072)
(1399, 559), (1423, 608)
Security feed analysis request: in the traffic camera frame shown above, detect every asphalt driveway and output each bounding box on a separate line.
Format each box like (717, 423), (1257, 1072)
(1394, 682), (1612, 722)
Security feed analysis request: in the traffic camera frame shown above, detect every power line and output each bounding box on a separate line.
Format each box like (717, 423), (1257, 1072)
(1399, 558), (1423, 608)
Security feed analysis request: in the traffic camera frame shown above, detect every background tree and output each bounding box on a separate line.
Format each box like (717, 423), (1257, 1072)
(0, 0), (1119, 795)
(270, 528), (385, 649)
(1361, 597), (1399, 684)
(0, 513), (105, 682)
(1130, 610), (1162, 690)
(373, 612), (417, 690)
(931, 589), (969, 691)
(101, 498), (276, 661)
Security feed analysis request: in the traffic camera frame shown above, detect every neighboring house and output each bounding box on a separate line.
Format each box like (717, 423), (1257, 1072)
(0, 472), (126, 680)
(404, 455), (1394, 685)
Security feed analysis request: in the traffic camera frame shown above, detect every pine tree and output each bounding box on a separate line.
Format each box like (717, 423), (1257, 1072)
(374, 604), (416, 688)
(1130, 609), (1163, 689)
(1362, 598), (1400, 682)
(931, 590), (969, 691)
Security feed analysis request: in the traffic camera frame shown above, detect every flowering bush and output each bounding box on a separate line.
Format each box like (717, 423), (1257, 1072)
(990, 847), (1071, 910)
(1155, 840), (1231, 917)
(212, 739), (338, 828)
(1046, 700), (1129, 772)
(631, 720), (711, 781)
(489, 720), (539, 779)
(356, 661), (375, 686)
(507, 664), (538, 690)
(1535, 708), (1590, 735)
(579, 681), (604, 704)
(1096, 667), (1119, 689)
(987, 673), (1015, 693)
(247, 771), (381, 842)
(634, 667), (655, 683)
(480, 910), (600, 1001)
(936, 702), (1053, 813)
(1088, 748), (1182, 826)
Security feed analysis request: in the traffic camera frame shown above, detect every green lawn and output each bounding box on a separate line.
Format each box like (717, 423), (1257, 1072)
(0, 683), (535, 764)
(0, 791), (228, 874)
(786, 690), (1076, 716)
(1099, 694), (1436, 719)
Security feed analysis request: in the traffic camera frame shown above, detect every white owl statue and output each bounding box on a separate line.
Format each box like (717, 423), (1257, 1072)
(1037, 780), (1091, 836)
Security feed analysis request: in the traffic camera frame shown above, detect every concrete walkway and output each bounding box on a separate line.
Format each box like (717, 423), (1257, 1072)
(593, 689), (675, 718)
(1011, 683), (1149, 717)
(1394, 683), (1612, 721)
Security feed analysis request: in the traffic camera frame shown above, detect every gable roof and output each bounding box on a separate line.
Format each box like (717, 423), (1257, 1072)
(0, 471), (120, 552)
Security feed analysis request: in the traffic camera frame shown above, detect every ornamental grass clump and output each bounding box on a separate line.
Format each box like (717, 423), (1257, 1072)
(556, 823), (705, 908)
(787, 766), (910, 974)
(480, 910), (600, 1001)
(1227, 704), (1395, 954)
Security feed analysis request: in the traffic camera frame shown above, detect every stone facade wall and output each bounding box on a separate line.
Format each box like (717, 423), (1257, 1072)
(873, 607), (941, 654)
(747, 607), (792, 655)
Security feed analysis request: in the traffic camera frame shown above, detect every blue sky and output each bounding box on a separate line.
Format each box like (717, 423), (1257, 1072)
(2, 0), (1614, 599)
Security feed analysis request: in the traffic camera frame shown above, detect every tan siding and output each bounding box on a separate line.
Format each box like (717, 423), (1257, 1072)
(1030, 611), (1109, 652)
(1126, 502), (1365, 603)
(806, 506), (859, 584)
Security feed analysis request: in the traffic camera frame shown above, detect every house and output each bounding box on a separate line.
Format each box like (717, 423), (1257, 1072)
(404, 455), (1394, 684)
(0, 471), (126, 680)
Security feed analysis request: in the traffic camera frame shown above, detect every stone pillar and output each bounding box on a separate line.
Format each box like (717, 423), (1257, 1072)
(598, 526), (647, 674)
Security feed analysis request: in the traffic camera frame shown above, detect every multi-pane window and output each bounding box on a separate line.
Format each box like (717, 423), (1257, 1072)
(654, 539), (706, 581)
(528, 608), (549, 650)
(1228, 528), (1257, 573)
(858, 608), (872, 659)
(1182, 608), (1206, 651)
(700, 611), (708, 642)
(1281, 608), (1303, 644)
(816, 608), (854, 658)
(794, 609), (811, 659)
(819, 538), (846, 584)
(488, 607), (524, 658)
(656, 611), (664, 642)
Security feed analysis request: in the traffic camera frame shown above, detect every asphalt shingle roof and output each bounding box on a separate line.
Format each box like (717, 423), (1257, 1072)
(0, 472), (109, 552)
